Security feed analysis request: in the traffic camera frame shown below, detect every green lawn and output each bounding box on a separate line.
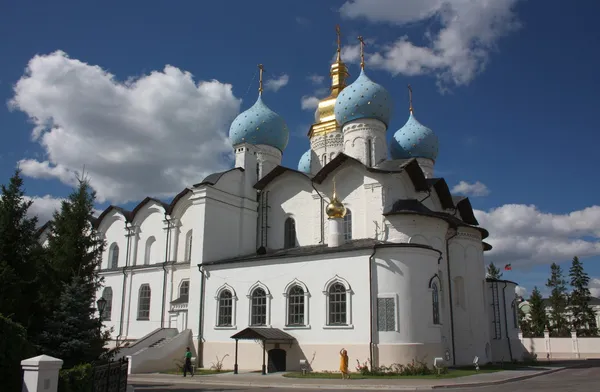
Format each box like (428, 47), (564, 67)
(161, 369), (232, 375)
(283, 369), (500, 379)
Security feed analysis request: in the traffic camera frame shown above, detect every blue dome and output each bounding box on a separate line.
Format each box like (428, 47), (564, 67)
(390, 112), (439, 161)
(334, 69), (392, 127)
(229, 96), (289, 151)
(297, 149), (312, 173)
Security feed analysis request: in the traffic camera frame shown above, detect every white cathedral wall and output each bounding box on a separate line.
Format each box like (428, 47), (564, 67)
(99, 212), (128, 269)
(131, 204), (167, 266)
(486, 280), (523, 362)
(342, 118), (387, 166)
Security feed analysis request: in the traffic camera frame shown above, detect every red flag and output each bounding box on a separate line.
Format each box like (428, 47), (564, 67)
(504, 264), (512, 271)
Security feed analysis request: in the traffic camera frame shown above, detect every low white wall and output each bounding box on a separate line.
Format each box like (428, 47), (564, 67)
(114, 328), (178, 361)
(519, 331), (600, 360)
(128, 329), (195, 374)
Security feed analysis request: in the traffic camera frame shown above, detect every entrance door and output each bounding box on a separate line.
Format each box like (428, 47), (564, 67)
(267, 348), (286, 372)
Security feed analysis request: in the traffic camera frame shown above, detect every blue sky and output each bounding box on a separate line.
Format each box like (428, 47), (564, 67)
(1, 0), (599, 297)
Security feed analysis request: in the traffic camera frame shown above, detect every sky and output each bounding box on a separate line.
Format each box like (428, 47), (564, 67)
(1, 0), (599, 298)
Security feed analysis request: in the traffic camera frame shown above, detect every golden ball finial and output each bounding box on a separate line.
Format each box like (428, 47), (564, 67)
(326, 189), (346, 219)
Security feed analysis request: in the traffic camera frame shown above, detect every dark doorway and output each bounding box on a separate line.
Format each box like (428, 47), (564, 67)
(267, 348), (286, 372)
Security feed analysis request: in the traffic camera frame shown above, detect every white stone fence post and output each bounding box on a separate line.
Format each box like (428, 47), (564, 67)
(518, 329), (592, 359)
(21, 355), (63, 392)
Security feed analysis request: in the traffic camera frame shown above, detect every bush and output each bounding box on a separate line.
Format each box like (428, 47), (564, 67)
(355, 358), (434, 376)
(58, 363), (93, 392)
(0, 313), (35, 392)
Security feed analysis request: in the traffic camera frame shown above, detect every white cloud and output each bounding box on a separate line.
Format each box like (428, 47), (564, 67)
(475, 204), (600, 267)
(339, 0), (522, 90)
(307, 74), (325, 85)
(590, 278), (600, 298)
(301, 96), (320, 110)
(515, 285), (527, 297)
(451, 181), (490, 197)
(9, 51), (241, 204)
(25, 195), (63, 225)
(264, 74), (289, 92)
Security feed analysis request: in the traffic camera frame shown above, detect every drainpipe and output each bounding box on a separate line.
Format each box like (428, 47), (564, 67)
(368, 244), (380, 370)
(502, 282), (513, 361)
(446, 229), (458, 365)
(116, 221), (132, 347)
(161, 214), (172, 328)
(197, 264), (207, 367)
(311, 183), (325, 244)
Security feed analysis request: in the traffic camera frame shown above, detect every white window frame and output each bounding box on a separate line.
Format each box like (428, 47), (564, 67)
(178, 279), (190, 298)
(283, 279), (310, 330)
(376, 293), (399, 332)
(322, 275), (353, 329)
(343, 208), (352, 241)
(247, 281), (272, 327)
(214, 284), (237, 330)
(428, 275), (442, 327)
(184, 230), (193, 262)
(109, 243), (119, 269)
(144, 236), (156, 265)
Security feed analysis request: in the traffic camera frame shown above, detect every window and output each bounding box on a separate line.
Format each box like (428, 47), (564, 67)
(284, 217), (296, 249)
(144, 237), (155, 265)
(377, 297), (395, 331)
(367, 139), (373, 167)
(250, 288), (267, 326)
(343, 209), (352, 241)
(102, 287), (113, 321)
(287, 285), (305, 326)
(138, 284), (151, 320)
(432, 283), (440, 325)
(179, 280), (190, 298)
(184, 230), (193, 262)
(218, 290), (233, 327)
(328, 283), (347, 325)
(109, 243), (119, 269)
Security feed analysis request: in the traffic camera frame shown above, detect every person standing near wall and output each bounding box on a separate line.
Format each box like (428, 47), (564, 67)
(339, 348), (349, 379)
(183, 347), (194, 377)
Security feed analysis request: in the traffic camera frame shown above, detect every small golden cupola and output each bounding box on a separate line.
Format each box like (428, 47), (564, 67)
(326, 180), (346, 219)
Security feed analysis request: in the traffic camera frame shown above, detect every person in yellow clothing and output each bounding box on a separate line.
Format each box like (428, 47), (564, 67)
(339, 348), (349, 379)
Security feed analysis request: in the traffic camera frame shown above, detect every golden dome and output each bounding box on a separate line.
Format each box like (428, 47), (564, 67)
(326, 190), (346, 219)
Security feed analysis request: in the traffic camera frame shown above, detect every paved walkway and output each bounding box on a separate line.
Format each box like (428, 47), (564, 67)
(128, 365), (566, 390)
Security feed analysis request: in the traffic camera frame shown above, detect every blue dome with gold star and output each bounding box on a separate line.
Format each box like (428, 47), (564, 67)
(229, 96), (289, 151)
(297, 149), (312, 173)
(390, 112), (438, 161)
(334, 69), (392, 127)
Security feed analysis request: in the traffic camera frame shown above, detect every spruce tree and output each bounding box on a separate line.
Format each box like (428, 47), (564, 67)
(38, 177), (108, 364)
(546, 263), (569, 337)
(0, 169), (39, 329)
(486, 262), (503, 279)
(528, 287), (547, 337)
(569, 256), (598, 336)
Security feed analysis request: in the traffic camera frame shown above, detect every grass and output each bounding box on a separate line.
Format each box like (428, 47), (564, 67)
(161, 368), (233, 375)
(283, 368), (500, 379)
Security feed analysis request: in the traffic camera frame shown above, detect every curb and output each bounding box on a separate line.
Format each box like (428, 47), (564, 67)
(432, 366), (565, 389)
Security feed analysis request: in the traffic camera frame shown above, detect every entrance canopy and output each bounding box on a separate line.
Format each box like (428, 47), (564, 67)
(230, 327), (295, 374)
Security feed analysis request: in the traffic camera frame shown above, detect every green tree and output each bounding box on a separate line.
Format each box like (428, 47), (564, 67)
(518, 307), (532, 336)
(546, 263), (570, 337)
(486, 262), (503, 279)
(528, 287), (547, 337)
(569, 256), (598, 336)
(0, 169), (40, 329)
(0, 313), (35, 392)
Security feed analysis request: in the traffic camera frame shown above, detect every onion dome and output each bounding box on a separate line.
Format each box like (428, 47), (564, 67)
(229, 95), (289, 151)
(390, 112), (438, 161)
(326, 188), (346, 219)
(334, 69), (392, 127)
(297, 149), (312, 174)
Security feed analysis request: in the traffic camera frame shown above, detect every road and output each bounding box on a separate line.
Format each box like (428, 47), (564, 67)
(129, 365), (600, 391)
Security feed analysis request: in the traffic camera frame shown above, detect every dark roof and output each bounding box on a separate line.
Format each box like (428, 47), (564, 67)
(452, 196), (479, 226)
(254, 166), (311, 190)
(170, 295), (189, 304)
(93, 206), (132, 229)
(384, 198), (489, 239)
(202, 238), (440, 266)
(193, 167), (244, 187)
(231, 327), (296, 341)
(486, 278), (519, 286)
(483, 242), (493, 251)
(166, 188), (192, 215)
(311, 154), (429, 192)
(427, 178), (455, 210)
(130, 197), (169, 221)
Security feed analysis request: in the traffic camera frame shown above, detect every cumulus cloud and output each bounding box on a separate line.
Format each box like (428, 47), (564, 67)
(590, 278), (600, 298)
(515, 285), (527, 297)
(475, 204), (600, 267)
(9, 51), (241, 204)
(451, 181), (490, 197)
(301, 96), (320, 110)
(264, 74), (290, 92)
(339, 0), (522, 90)
(25, 195), (63, 225)
(307, 74), (325, 85)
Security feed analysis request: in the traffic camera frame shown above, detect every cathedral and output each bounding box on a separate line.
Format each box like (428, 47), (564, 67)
(39, 29), (521, 373)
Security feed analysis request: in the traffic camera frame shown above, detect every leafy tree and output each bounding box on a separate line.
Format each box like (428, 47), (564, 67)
(528, 287), (547, 337)
(486, 262), (503, 279)
(0, 169), (39, 329)
(569, 256), (598, 336)
(546, 263), (570, 337)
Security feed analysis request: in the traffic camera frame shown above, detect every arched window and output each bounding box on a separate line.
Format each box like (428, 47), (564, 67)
(137, 284), (151, 320)
(184, 230), (193, 262)
(144, 236), (155, 265)
(102, 287), (113, 321)
(328, 283), (347, 325)
(287, 285), (305, 326)
(217, 290), (233, 327)
(284, 217), (296, 249)
(250, 288), (267, 326)
(343, 209), (352, 241)
(179, 280), (190, 298)
(322, 154), (327, 166)
(109, 243), (119, 269)
(432, 282), (440, 325)
(367, 139), (373, 167)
